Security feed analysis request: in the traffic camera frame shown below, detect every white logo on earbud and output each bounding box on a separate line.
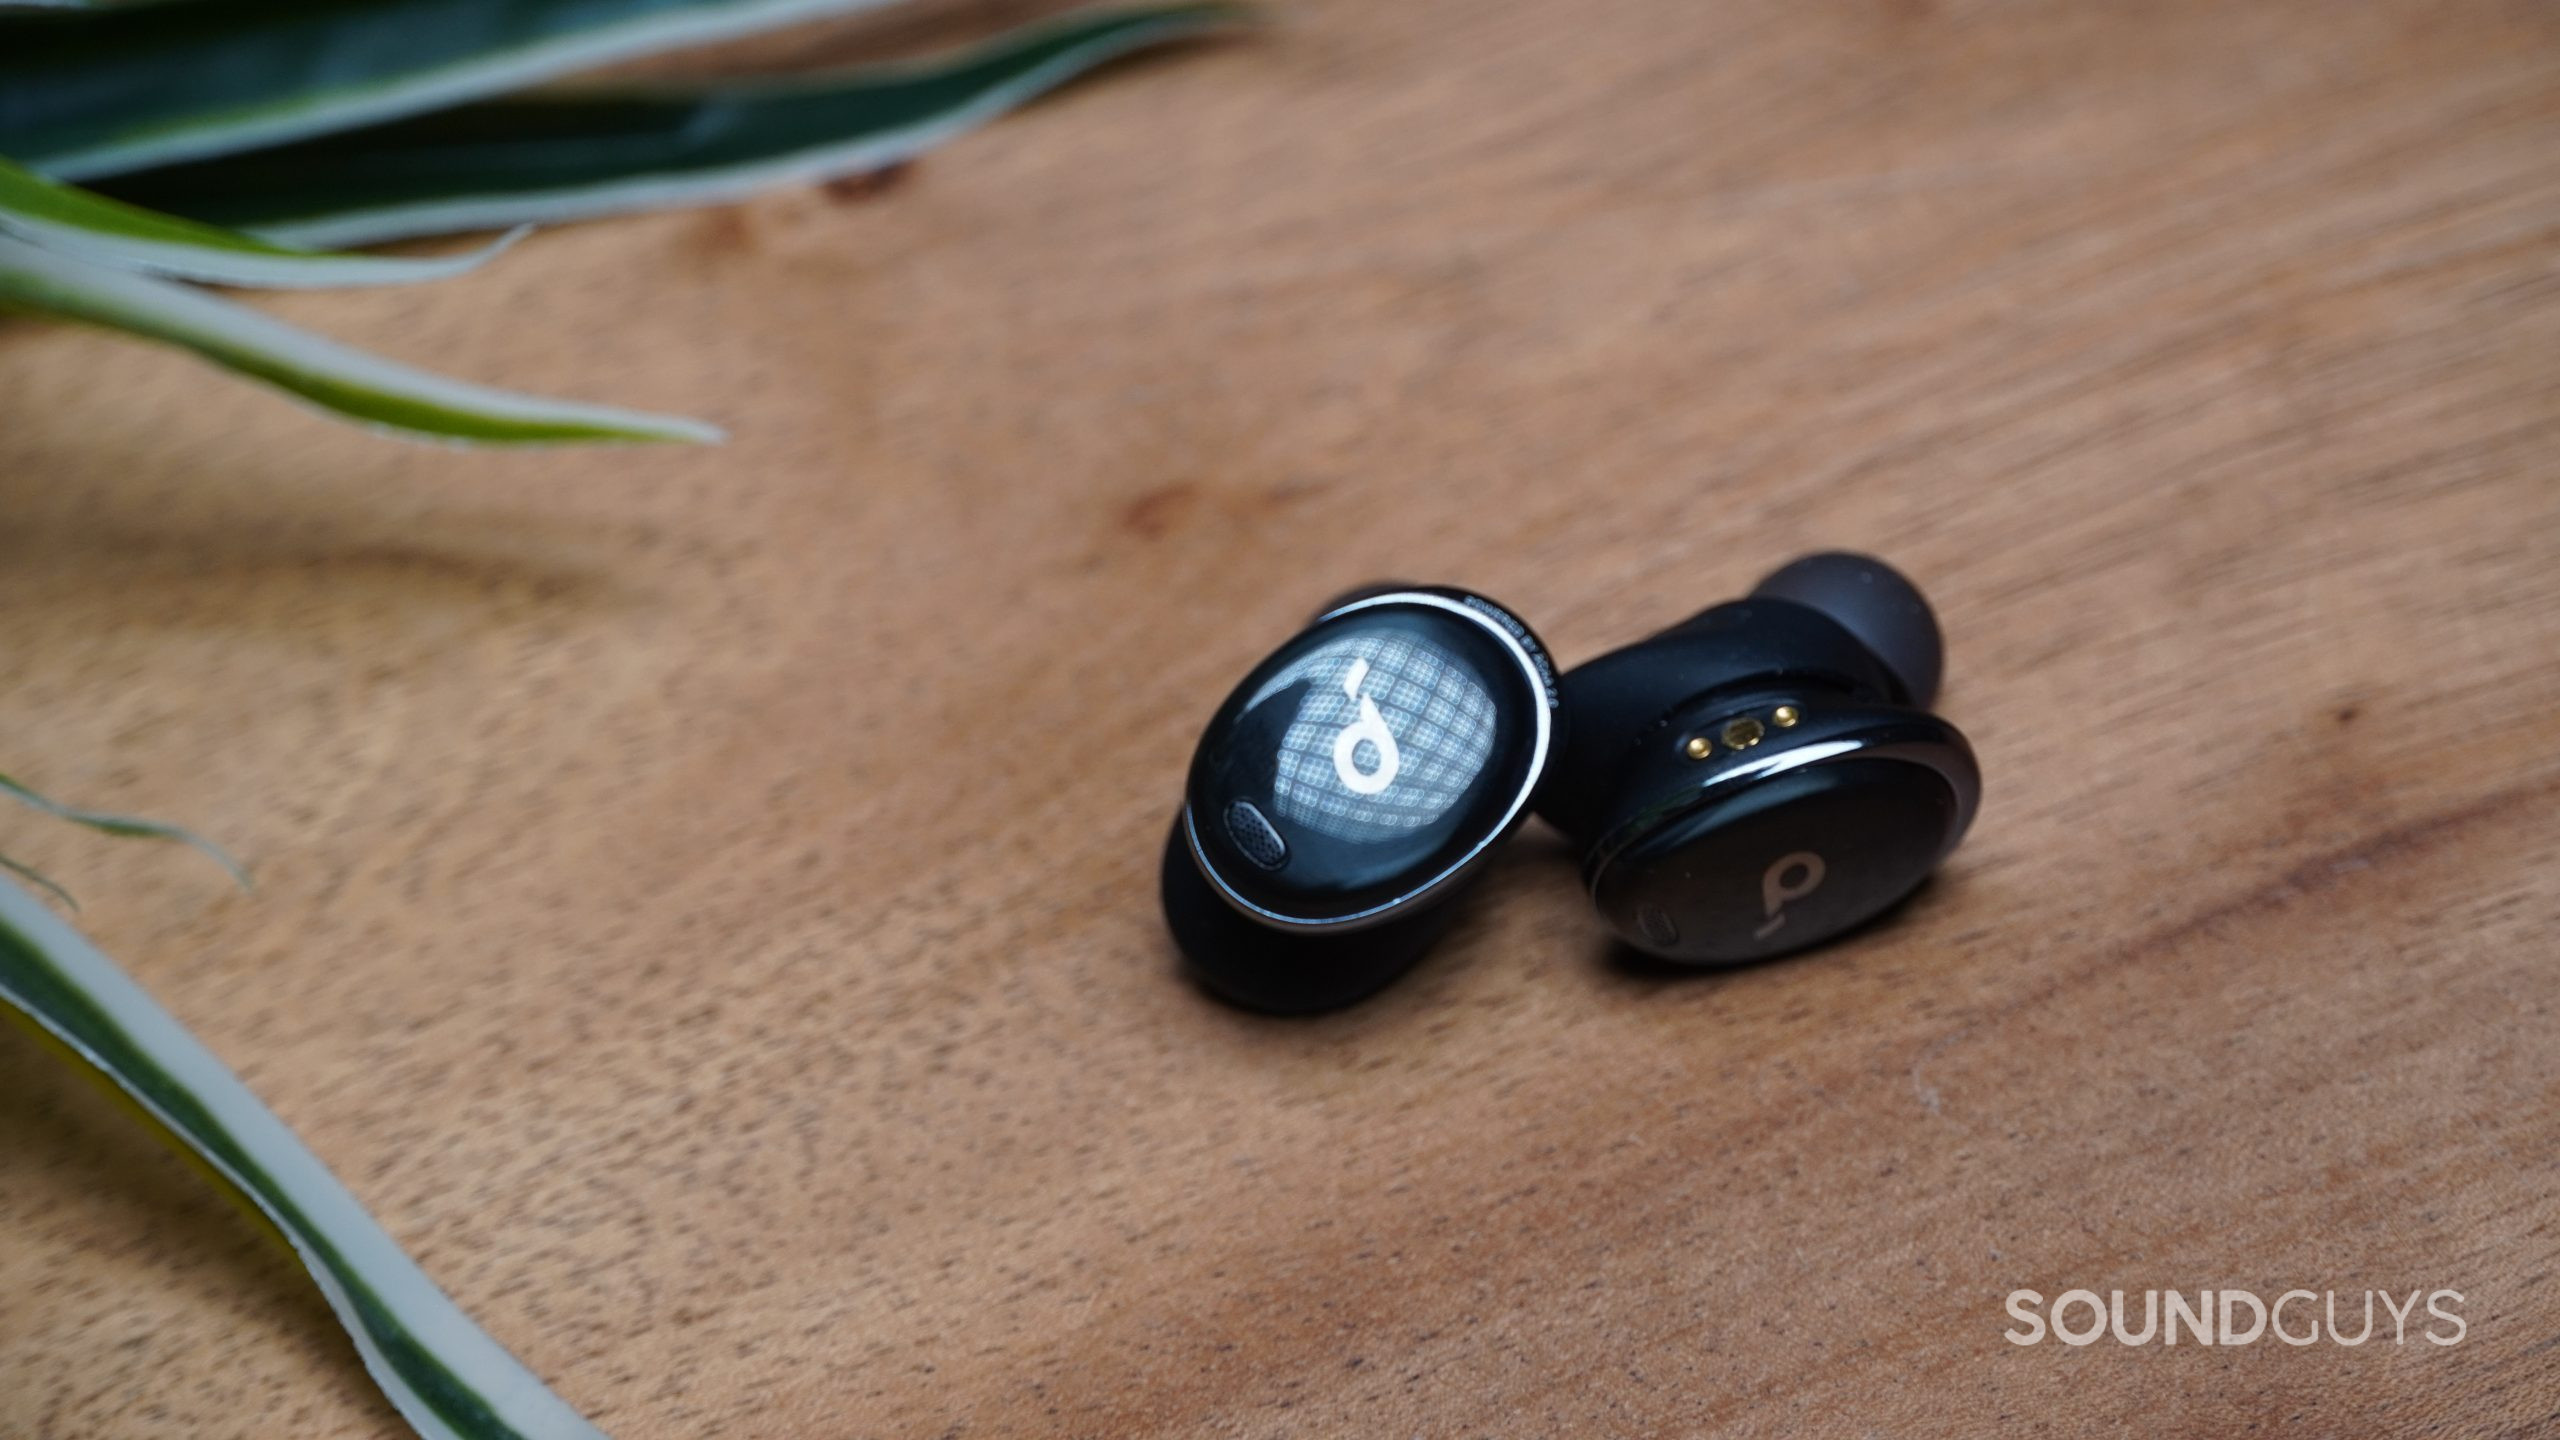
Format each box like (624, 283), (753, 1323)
(1754, 851), (1826, 939)
(1330, 656), (1402, 795)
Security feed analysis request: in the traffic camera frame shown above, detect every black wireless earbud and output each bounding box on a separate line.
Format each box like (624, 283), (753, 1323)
(1160, 554), (1977, 1010)
(1161, 585), (1561, 1012)
(1538, 552), (1979, 964)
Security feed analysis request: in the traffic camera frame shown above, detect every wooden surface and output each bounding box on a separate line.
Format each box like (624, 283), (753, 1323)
(4, 1), (2557, 1434)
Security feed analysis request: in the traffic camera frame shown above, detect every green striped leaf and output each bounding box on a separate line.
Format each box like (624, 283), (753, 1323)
(0, 854), (78, 911)
(0, 876), (614, 1440)
(1, 769), (249, 889)
(0, 0), (906, 181)
(105, 4), (1249, 248)
(0, 154), (518, 288)
(0, 234), (720, 444)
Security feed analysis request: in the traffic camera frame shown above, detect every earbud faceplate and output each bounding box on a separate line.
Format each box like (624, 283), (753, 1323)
(1580, 694), (1977, 963)
(1167, 587), (1560, 1011)
(1181, 588), (1558, 930)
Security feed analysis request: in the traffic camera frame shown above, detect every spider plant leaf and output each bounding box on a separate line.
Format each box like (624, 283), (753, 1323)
(97, 4), (1250, 248)
(0, 876), (614, 1440)
(0, 0), (907, 181)
(0, 853), (80, 911)
(0, 235), (721, 444)
(0, 155), (521, 289)
(0, 769), (249, 888)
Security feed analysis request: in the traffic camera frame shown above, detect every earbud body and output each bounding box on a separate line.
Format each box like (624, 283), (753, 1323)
(1540, 553), (1978, 965)
(1163, 586), (1560, 1012)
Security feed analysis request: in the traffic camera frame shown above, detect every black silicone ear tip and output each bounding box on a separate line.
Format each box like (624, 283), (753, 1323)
(1750, 552), (1944, 707)
(1160, 817), (1454, 1014)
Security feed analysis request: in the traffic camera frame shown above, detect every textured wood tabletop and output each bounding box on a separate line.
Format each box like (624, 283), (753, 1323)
(3, 1), (2556, 1435)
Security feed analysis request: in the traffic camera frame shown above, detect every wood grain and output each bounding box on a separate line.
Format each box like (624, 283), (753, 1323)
(3, 0), (2556, 1434)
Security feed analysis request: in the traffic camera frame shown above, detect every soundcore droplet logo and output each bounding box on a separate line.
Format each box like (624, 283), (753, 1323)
(1246, 636), (1496, 843)
(1754, 851), (1826, 940)
(1330, 657), (1402, 795)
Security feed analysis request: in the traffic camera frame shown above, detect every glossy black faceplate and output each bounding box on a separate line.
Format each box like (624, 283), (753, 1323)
(1184, 594), (1554, 928)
